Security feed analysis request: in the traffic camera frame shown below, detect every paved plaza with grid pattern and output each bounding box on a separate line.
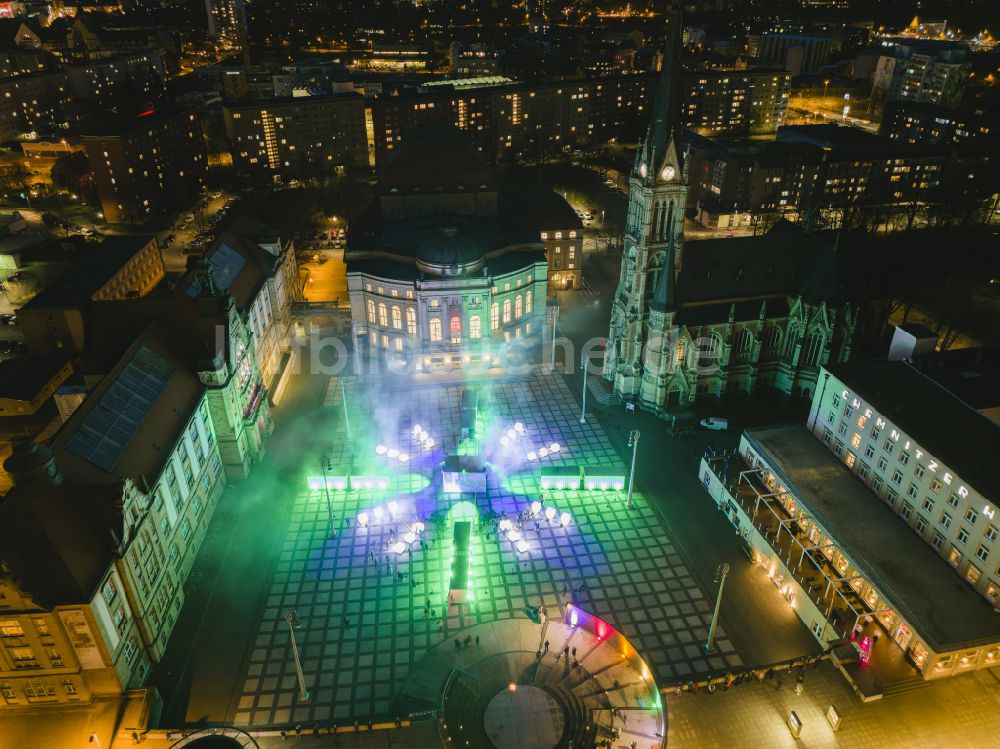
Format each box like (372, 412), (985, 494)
(231, 375), (743, 726)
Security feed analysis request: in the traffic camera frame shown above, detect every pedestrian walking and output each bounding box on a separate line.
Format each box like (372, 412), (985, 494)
(475, 635), (480, 646)
(343, 617), (350, 627)
(571, 646), (576, 657)
(544, 640), (549, 652)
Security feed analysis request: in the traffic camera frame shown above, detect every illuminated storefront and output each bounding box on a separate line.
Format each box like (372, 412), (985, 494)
(700, 425), (1000, 680)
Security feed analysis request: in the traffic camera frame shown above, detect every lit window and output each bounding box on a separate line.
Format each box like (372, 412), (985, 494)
(470, 315), (481, 339)
(429, 318), (442, 342)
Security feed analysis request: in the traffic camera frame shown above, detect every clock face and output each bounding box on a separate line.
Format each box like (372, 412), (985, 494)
(639, 163), (648, 178)
(661, 165), (676, 181)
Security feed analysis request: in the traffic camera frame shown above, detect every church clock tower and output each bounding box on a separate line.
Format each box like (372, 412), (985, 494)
(605, 9), (688, 404)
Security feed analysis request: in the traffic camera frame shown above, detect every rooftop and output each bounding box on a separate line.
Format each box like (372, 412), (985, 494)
(19, 235), (156, 310)
(0, 354), (71, 403)
(748, 425), (1000, 652)
(911, 347), (1000, 415)
(826, 359), (1000, 500)
(0, 480), (120, 607)
(54, 322), (208, 484)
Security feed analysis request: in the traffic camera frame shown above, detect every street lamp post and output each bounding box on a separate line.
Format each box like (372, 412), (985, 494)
(626, 429), (639, 509)
(284, 610), (310, 702)
(705, 563), (730, 652)
(549, 304), (560, 372)
(580, 353), (589, 424)
(319, 457), (335, 537)
(340, 377), (352, 443)
(352, 323), (362, 375)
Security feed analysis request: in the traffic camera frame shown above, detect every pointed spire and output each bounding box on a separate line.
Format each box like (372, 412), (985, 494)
(650, 247), (676, 313)
(643, 7), (684, 175)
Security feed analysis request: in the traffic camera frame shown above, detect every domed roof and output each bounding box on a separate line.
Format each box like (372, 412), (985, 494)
(415, 224), (486, 270)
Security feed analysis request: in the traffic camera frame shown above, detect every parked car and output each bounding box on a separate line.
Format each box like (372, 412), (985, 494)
(699, 417), (729, 431)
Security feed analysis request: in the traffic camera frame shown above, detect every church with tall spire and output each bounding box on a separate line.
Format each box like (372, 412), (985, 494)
(604, 8), (883, 412)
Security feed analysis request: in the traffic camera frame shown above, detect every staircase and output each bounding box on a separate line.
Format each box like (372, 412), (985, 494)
(588, 375), (622, 406)
(877, 675), (933, 698)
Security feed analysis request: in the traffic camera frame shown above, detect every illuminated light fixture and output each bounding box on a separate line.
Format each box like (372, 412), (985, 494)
(500, 436), (510, 447)
(515, 539), (530, 554)
(499, 518), (513, 531)
(373, 506), (385, 521)
(508, 682), (517, 693)
(375, 444), (388, 455)
(388, 501), (399, 514)
(378, 479), (389, 490)
(550, 443), (561, 453)
(398, 453), (410, 463)
(544, 506), (557, 521)
(404, 531), (416, 544)
(530, 501), (542, 515)
(357, 512), (369, 527)
(569, 607), (579, 627)
(514, 422), (525, 434)
(425, 437), (435, 448)
(413, 521), (425, 534)
(412, 424), (423, 434)
(507, 428), (517, 440)
(508, 529), (522, 543)
(387, 448), (399, 459)
(538, 447), (549, 458)
(559, 512), (571, 527)
(392, 541), (406, 554)
(526, 451), (538, 461)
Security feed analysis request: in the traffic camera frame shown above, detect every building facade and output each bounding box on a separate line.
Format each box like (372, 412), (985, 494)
(0, 71), (73, 141)
(698, 359), (1000, 681)
(66, 50), (166, 107)
(176, 217), (301, 389)
(81, 107), (208, 224)
(606, 15), (876, 412)
(345, 128), (551, 374)
(224, 93), (369, 183)
(684, 70), (791, 137)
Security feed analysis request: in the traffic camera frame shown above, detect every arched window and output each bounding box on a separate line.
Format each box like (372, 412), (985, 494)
(515, 294), (523, 319)
(784, 325), (799, 358)
(367, 299), (375, 324)
(526, 289), (533, 314)
(406, 307), (416, 336)
(449, 313), (462, 344)
(734, 329), (754, 363)
(803, 331), (825, 366)
(675, 337), (686, 366)
(391, 305), (401, 329)
(378, 302), (387, 327)
(470, 315), (481, 339)
(491, 303), (499, 330)
(502, 299), (512, 324)
(429, 317), (442, 342)
(763, 327), (782, 359)
(698, 333), (724, 369)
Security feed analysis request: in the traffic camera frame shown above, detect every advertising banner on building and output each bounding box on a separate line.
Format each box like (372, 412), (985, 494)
(58, 609), (105, 670)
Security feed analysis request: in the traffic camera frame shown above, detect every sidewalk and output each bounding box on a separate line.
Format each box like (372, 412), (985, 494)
(666, 660), (1000, 748)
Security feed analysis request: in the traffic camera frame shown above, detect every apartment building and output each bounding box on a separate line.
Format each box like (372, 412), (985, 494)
(66, 50), (166, 107)
(0, 70), (73, 141)
(223, 93), (369, 183)
(684, 70), (791, 136)
(81, 107), (208, 224)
